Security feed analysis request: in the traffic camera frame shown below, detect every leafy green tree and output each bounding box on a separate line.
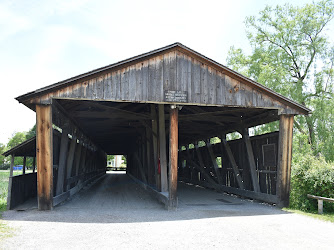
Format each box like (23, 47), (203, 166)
(26, 124), (36, 139)
(7, 132), (27, 149)
(227, 0), (334, 160)
(0, 143), (7, 167)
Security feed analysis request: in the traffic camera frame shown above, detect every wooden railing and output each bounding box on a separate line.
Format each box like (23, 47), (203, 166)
(307, 194), (334, 214)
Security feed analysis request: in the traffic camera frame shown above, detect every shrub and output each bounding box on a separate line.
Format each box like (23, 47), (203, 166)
(290, 154), (334, 212)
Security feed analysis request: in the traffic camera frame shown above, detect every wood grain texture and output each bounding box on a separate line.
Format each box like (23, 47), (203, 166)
(277, 115), (294, 207)
(168, 107), (178, 209)
(159, 104), (168, 192)
(36, 104), (53, 210)
(27, 49), (304, 115)
(243, 128), (261, 193)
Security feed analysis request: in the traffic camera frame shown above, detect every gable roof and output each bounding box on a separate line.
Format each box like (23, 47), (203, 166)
(16, 42), (310, 115)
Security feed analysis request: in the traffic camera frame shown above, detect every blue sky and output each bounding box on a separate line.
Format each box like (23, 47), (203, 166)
(0, 0), (331, 143)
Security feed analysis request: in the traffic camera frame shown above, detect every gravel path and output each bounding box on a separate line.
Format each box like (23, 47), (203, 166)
(1, 172), (333, 249)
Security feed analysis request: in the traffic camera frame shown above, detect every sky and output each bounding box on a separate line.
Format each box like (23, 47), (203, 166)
(0, 0), (330, 144)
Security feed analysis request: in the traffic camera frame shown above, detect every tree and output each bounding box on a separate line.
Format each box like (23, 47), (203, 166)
(7, 132), (27, 149)
(227, 0), (334, 160)
(0, 143), (7, 167)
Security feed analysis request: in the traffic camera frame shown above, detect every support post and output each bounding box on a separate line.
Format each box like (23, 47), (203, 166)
(22, 156), (26, 175)
(36, 104), (53, 210)
(159, 104), (168, 193)
(56, 128), (69, 195)
(9, 154), (14, 177)
(32, 157), (36, 173)
(151, 104), (159, 190)
(168, 105), (178, 209)
(243, 128), (260, 193)
(7, 154), (15, 209)
(277, 114), (294, 207)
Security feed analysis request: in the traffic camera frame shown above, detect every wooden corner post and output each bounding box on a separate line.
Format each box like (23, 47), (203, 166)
(277, 114), (294, 207)
(168, 105), (178, 209)
(36, 104), (53, 210)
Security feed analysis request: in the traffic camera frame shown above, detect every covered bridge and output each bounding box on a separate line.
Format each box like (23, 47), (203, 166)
(8, 42), (310, 210)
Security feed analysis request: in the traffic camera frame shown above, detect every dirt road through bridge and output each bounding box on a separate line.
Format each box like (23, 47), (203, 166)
(2, 172), (333, 249)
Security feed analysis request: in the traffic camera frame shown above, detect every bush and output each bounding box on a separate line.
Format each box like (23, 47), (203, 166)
(290, 154), (334, 212)
(0, 164), (10, 170)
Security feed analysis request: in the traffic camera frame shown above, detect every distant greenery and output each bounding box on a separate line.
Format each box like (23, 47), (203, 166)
(227, 0), (334, 161)
(0, 125), (36, 169)
(227, 0), (334, 211)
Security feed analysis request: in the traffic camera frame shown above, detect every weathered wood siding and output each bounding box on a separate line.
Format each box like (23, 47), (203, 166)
(179, 132), (279, 197)
(52, 101), (107, 206)
(28, 50), (301, 115)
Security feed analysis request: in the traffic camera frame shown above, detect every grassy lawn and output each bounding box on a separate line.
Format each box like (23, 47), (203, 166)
(0, 170), (33, 242)
(0, 170), (13, 241)
(283, 208), (334, 223)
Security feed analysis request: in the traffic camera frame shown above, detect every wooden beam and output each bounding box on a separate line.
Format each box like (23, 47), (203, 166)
(243, 128), (260, 193)
(66, 137), (77, 190)
(56, 129), (69, 195)
(168, 106), (178, 209)
(220, 136), (244, 189)
(9, 154), (14, 177)
(205, 140), (223, 185)
(74, 143), (83, 177)
(32, 157), (36, 173)
(22, 156), (26, 175)
(134, 152), (147, 183)
(277, 115), (294, 207)
(185, 150), (218, 188)
(159, 104), (168, 192)
(36, 104), (53, 210)
(7, 154), (15, 210)
(151, 104), (159, 190)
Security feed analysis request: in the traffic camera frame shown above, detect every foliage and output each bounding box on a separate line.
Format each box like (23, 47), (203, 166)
(0, 143), (7, 167)
(290, 153), (334, 212)
(227, 0), (334, 161)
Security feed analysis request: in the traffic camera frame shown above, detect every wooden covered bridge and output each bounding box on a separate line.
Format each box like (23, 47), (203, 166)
(6, 43), (310, 210)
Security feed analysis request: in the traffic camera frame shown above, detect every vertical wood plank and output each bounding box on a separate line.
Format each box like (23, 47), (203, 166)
(159, 104), (168, 192)
(206, 140), (223, 185)
(128, 65), (136, 101)
(151, 104), (159, 189)
(243, 128), (260, 193)
(142, 61), (149, 101)
(9, 154), (14, 177)
(7, 154), (15, 209)
(156, 55), (164, 102)
(104, 73), (112, 100)
(200, 63), (208, 103)
(148, 57), (156, 101)
(277, 115), (294, 207)
(36, 104), (53, 210)
(66, 137), (77, 191)
(74, 143), (83, 177)
(32, 156), (36, 173)
(168, 106), (178, 209)
(22, 156), (26, 175)
(56, 129), (69, 195)
(135, 63), (143, 101)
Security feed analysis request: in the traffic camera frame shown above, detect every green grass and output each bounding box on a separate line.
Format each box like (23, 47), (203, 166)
(0, 170), (28, 242)
(283, 208), (334, 223)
